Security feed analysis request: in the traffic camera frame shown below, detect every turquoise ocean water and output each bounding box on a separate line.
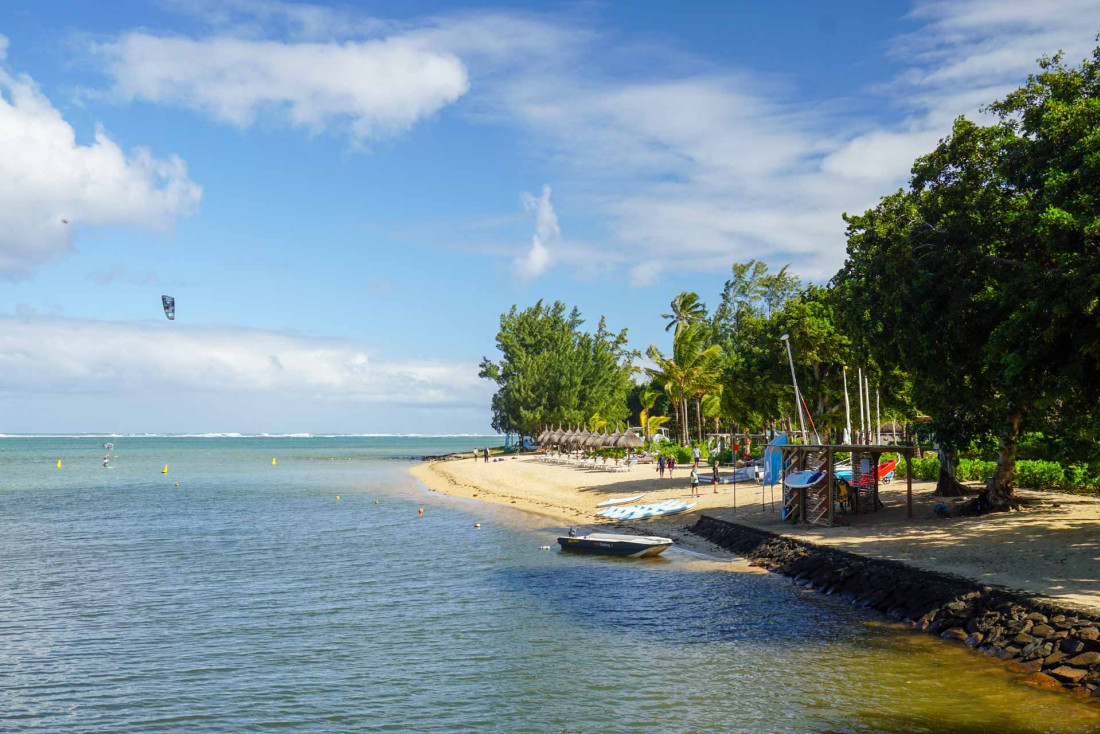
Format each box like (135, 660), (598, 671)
(1, 436), (1097, 733)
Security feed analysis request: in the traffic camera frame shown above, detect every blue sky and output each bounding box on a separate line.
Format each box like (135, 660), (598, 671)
(0, 0), (1097, 433)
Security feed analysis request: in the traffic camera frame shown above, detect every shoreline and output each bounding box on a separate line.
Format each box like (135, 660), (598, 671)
(409, 454), (1100, 700)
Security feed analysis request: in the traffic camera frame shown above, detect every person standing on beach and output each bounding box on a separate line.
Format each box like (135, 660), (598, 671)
(657, 455), (666, 478)
(690, 465), (699, 497)
(692, 446), (701, 464)
(483, 447), (489, 463)
(668, 456), (675, 479)
(711, 460), (720, 493)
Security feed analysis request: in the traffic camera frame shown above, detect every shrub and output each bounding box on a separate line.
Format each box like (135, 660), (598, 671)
(957, 459), (996, 482)
(657, 444), (710, 464)
(1014, 460), (1065, 491)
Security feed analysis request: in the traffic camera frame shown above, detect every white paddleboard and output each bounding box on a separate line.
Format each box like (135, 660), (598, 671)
(596, 493), (647, 507)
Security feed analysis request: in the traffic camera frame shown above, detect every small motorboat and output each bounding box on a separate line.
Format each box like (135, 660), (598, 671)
(557, 531), (673, 558)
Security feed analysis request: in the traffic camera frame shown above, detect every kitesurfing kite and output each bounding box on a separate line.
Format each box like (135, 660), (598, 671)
(162, 295), (175, 320)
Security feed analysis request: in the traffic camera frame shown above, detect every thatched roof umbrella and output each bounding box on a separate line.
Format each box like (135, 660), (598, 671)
(616, 429), (643, 450)
(537, 427), (548, 445)
(569, 427), (586, 449)
(558, 425), (572, 448)
(571, 429), (588, 449)
(550, 424), (564, 446)
(605, 426), (622, 449)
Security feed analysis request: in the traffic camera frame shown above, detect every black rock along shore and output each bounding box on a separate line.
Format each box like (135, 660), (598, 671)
(689, 515), (1100, 698)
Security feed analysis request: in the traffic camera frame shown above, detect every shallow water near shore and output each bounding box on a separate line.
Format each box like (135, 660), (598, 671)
(1, 437), (1097, 732)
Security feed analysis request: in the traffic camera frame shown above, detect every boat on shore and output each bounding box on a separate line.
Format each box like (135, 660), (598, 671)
(557, 532), (673, 557)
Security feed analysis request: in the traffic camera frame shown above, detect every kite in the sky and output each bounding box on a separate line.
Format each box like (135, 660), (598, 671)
(162, 295), (175, 320)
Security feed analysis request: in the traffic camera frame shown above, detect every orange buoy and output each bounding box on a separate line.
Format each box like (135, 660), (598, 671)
(418, 508), (424, 515)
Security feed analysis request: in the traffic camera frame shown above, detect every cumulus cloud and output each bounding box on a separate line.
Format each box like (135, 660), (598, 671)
(513, 184), (558, 280)
(0, 316), (487, 406)
(0, 50), (201, 278)
(92, 31), (470, 142)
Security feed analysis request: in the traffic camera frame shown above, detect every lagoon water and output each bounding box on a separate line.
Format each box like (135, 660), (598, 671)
(1, 436), (1097, 733)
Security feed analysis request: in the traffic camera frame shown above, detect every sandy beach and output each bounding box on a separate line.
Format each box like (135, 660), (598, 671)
(410, 454), (1100, 613)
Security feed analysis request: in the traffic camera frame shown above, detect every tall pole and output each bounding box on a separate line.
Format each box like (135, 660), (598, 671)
(875, 385), (881, 445)
(864, 374), (872, 446)
(842, 366), (852, 445)
(857, 367), (866, 444)
(781, 335), (808, 444)
(862, 376), (871, 444)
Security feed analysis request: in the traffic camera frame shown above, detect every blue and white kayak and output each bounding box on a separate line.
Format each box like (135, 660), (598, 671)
(596, 493), (647, 507)
(597, 500), (696, 520)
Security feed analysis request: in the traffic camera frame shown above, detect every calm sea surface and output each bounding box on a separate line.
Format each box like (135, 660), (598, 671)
(1, 437), (1097, 733)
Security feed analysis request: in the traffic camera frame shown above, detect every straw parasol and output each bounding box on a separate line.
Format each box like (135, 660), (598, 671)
(605, 425), (622, 449)
(616, 429), (643, 449)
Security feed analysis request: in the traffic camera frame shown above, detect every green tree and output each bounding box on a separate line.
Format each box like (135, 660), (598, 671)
(662, 291), (707, 334)
(647, 323), (724, 445)
(838, 44), (1100, 506)
(479, 300), (636, 438)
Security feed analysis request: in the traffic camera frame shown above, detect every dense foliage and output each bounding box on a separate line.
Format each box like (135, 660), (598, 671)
(478, 301), (636, 437)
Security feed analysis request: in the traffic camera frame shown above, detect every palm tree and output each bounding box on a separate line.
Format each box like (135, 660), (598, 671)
(662, 291), (707, 335)
(647, 323), (724, 445)
(701, 391), (723, 442)
(646, 414), (671, 445)
(638, 386), (661, 444)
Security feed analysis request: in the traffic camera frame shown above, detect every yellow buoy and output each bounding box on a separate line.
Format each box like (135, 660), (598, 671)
(375, 500), (379, 504)
(475, 523), (481, 529)
(162, 464), (168, 474)
(175, 483), (179, 487)
(336, 495), (340, 500)
(272, 457), (277, 466)
(56, 460), (62, 468)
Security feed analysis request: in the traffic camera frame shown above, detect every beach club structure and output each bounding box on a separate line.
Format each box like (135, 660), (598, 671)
(776, 443), (917, 527)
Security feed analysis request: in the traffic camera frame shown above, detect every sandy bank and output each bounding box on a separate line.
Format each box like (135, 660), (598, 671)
(409, 455), (1100, 613)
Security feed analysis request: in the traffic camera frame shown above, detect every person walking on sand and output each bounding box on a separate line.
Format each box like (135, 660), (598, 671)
(657, 455), (666, 478)
(692, 446), (701, 464)
(483, 447), (490, 463)
(690, 465), (699, 497)
(711, 460), (721, 493)
(668, 456), (676, 479)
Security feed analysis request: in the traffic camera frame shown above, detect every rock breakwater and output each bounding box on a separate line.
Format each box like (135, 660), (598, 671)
(689, 514), (1100, 698)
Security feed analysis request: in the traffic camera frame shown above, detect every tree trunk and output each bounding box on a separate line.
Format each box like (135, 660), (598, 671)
(682, 398), (689, 445)
(985, 406), (1022, 508)
(695, 396), (703, 444)
(933, 446), (969, 497)
(670, 401), (681, 445)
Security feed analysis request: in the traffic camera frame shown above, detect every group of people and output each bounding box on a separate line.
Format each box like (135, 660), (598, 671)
(655, 445), (720, 498)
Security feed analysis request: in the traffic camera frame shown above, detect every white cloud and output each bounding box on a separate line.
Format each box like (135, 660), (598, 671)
(0, 316), (488, 406)
(0, 51), (201, 278)
(466, 1), (1100, 282)
(82, 2), (1100, 283)
(93, 31), (470, 142)
(513, 184), (558, 280)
